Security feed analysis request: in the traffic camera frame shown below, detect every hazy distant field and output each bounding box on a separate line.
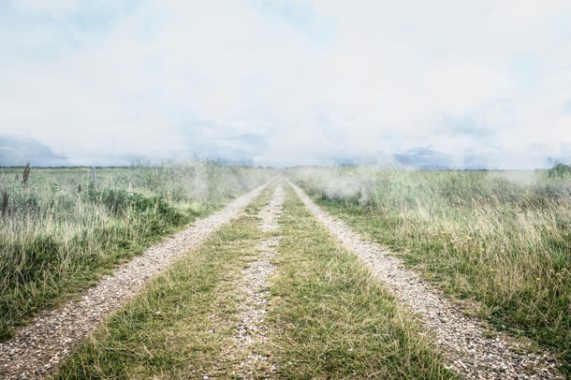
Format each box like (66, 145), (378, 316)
(0, 163), (269, 340)
(290, 167), (571, 370)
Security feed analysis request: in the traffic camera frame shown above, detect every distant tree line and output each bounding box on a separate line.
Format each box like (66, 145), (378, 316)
(548, 162), (571, 178)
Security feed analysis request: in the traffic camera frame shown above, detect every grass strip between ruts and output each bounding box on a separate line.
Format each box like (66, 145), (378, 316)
(265, 187), (457, 379)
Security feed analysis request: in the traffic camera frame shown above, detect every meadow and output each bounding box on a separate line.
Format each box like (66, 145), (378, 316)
(1, 163), (569, 378)
(0, 163), (269, 340)
(290, 166), (571, 371)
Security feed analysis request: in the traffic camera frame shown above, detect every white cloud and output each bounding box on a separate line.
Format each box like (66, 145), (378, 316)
(0, 0), (570, 167)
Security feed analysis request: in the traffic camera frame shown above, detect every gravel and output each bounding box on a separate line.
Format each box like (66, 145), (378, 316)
(228, 185), (284, 379)
(0, 184), (267, 380)
(290, 181), (562, 380)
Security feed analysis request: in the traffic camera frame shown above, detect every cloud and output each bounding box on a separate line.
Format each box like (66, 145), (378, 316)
(0, 135), (68, 166)
(0, 1), (570, 168)
(394, 147), (453, 170)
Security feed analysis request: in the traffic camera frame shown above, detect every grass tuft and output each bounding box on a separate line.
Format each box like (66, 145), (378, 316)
(1, 191), (7, 218)
(22, 163), (31, 186)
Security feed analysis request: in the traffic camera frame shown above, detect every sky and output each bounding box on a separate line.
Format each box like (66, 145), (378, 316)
(1, 0), (571, 168)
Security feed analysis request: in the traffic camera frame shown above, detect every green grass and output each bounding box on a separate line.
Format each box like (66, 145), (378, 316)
(0, 164), (269, 341)
(53, 188), (272, 379)
(266, 187), (456, 379)
(55, 186), (455, 379)
(290, 167), (571, 373)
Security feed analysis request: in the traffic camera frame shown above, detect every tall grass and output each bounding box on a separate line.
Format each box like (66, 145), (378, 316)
(0, 162), (270, 340)
(290, 167), (571, 371)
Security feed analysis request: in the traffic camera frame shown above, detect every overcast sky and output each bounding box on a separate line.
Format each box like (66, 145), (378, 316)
(1, 0), (570, 168)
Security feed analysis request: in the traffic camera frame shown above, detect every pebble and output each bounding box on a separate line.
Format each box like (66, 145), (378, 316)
(224, 185), (284, 378)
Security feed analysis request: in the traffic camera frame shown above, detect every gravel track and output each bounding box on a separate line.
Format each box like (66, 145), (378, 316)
(0, 184), (267, 380)
(229, 185), (284, 379)
(290, 181), (561, 380)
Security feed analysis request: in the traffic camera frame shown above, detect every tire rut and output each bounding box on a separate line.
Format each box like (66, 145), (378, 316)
(290, 181), (562, 380)
(0, 184), (268, 380)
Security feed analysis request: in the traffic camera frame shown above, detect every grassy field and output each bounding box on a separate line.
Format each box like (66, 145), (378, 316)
(0, 163), (269, 340)
(54, 186), (455, 379)
(2, 164), (569, 377)
(290, 167), (571, 372)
